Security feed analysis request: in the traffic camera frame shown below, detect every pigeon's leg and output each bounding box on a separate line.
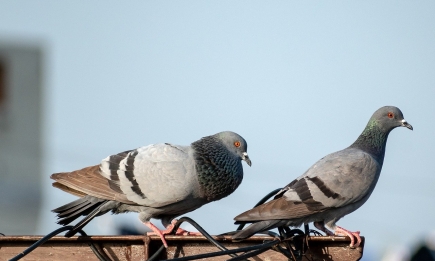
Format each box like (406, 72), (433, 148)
(313, 221), (334, 236)
(334, 226), (361, 248)
(143, 221), (171, 248)
(145, 220), (202, 247)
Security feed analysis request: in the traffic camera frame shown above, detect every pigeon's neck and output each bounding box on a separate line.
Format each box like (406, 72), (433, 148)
(349, 120), (390, 164)
(191, 136), (243, 201)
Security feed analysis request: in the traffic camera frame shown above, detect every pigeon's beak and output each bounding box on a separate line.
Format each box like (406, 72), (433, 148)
(242, 152), (252, 167)
(401, 119), (413, 130)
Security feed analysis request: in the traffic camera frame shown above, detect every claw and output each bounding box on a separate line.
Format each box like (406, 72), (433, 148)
(334, 226), (361, 248)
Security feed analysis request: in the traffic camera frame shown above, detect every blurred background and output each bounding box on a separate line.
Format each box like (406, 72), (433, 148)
(0, 1), (434, 260)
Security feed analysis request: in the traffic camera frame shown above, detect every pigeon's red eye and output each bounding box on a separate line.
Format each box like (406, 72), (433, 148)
(387, 112), (394, 119)
(234, 141), (241, 147)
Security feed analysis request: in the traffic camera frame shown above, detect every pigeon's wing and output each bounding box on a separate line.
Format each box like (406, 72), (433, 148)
(52, 143), (196, 207)
(51, 164), (135, 204)
(99, 143), (197, 208)
(235, 148), (381, 222)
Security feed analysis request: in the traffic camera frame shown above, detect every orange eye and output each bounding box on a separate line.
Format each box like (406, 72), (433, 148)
(234, 141), (241, 147)
(387, 112), (394, 119)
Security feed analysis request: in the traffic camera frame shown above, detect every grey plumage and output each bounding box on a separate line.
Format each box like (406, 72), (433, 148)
(51, 131), (251, 247)
(233, 106), (412, 247)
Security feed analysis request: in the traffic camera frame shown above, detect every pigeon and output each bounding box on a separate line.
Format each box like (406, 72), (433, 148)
(51, 131), (251, 248)
(233, 106), (412, 248)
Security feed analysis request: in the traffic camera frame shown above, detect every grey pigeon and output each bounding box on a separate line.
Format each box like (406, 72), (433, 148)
(233, 106), (412, 248)
(51, 131), (251, 247)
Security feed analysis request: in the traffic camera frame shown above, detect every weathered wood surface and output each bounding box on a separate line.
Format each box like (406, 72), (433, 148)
(0, 235), (364, 261)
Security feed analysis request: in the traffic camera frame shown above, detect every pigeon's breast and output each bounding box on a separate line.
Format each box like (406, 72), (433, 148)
(195, 152), (244, 201)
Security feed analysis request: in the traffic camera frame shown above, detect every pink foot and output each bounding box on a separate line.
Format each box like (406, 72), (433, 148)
(174, 227), (202, 236)
(334, 226), (361, 248)
(144, 219), (202, 247)
(144, 221), (171, 248)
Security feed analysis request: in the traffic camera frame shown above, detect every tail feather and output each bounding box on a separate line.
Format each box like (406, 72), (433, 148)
(52, 195), (112, 236)
(56, 201), (91, 219)
(64, 203), (109, 237)
(232, 220), (282, 240)
(52, 197), (88, 213)
(53, 196), (106, 225)
(57, 202), (99, 224)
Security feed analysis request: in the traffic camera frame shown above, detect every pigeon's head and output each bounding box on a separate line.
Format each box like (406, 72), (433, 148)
(371, 106), (413, 133)
(214, 131), (251, 166)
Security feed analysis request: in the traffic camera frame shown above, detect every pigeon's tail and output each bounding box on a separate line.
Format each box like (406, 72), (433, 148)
(232, 220), (283, 241)
(52, 195), (112, 237)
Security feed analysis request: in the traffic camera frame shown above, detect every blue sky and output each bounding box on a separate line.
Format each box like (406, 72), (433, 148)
(1, 1), (434, 260)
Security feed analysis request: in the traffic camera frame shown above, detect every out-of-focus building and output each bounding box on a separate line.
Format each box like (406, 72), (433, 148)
(0, 42), (44, 235)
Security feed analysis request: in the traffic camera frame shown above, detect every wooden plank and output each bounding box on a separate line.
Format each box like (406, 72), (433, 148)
(0, 235), (364, 261)
(0, 236), (146, 261)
